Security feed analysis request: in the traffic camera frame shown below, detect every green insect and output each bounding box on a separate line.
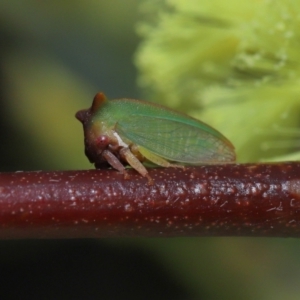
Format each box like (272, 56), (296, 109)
(76, 92), (236, 184)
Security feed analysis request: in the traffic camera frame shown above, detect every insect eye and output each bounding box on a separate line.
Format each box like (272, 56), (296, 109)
(96, 135), (109, 147)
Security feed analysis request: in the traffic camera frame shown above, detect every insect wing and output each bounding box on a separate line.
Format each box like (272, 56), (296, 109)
(116, 116), (235, 164)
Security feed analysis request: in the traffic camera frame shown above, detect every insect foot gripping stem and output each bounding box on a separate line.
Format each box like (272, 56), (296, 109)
(101, 150), (129, 179)
(119, 147), (154, 185)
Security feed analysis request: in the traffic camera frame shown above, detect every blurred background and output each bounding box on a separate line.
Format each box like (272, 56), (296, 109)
(1, 0), (300, 299)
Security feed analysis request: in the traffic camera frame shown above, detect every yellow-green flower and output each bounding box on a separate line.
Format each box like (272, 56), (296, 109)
(135, 0), (300, 162)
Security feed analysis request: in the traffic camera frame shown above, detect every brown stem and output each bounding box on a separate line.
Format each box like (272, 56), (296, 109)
(0, 162), (300, 239)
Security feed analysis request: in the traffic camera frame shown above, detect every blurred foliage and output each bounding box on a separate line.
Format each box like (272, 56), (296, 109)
(0, 0), (140, 171)
(135, 0), (300, 162)
(1, 1), (300, 300)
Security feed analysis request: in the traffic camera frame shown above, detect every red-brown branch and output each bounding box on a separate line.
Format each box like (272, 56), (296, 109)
(0, 162), (300, 239)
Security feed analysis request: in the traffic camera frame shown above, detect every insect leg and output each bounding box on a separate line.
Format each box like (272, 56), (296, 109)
(129, 144), (146, 162)
(119, 147), (153, 185)
(138, 146), (185, 169)
(102, 149), (129, 179)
